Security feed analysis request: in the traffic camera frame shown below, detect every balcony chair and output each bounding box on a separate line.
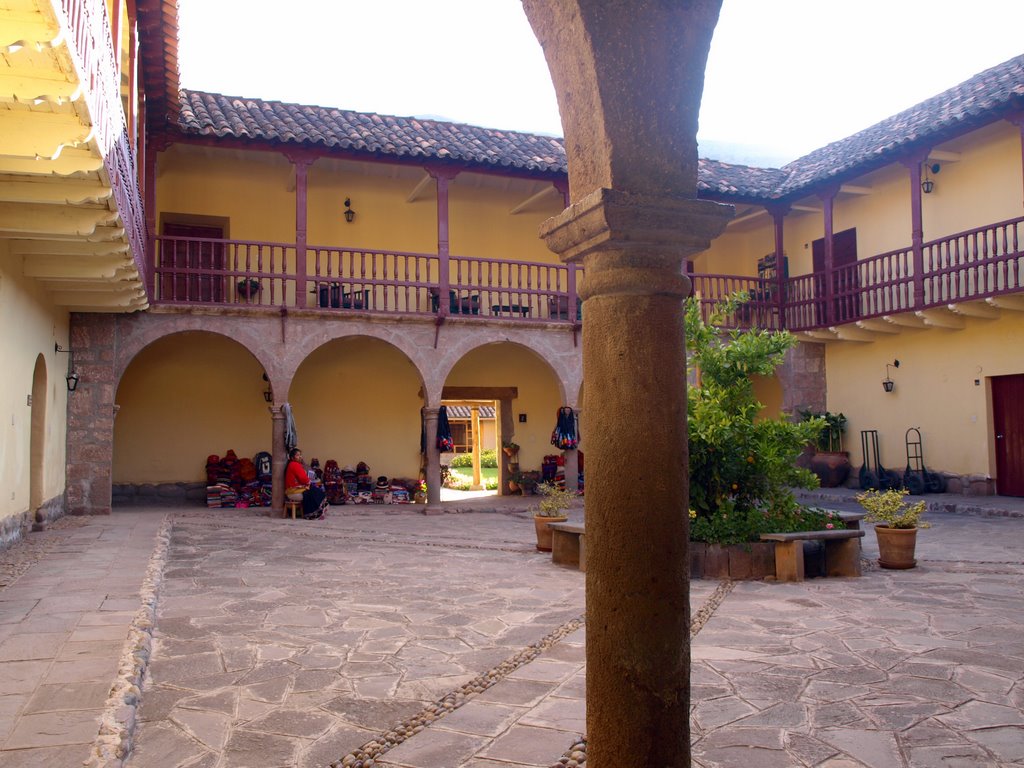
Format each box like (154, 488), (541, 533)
(548, 295), (582, 321)
(429, 288), (480, 315)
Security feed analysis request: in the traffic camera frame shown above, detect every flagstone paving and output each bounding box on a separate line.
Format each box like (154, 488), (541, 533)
(0, 496), (1022, 767)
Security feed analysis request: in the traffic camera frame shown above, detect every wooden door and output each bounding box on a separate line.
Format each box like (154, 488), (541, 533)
(992, 374), (1024, 496)
(161, 223), (225, 302)
(812, 228), (859, 324)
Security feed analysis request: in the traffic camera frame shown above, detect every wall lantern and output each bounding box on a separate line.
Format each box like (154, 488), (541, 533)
(55, 343), (79, 392)
(262, 372), (273, 403)
(882, 359), (900, 392)
(343, 197), (356, 223)
(921, 162), (939, 194)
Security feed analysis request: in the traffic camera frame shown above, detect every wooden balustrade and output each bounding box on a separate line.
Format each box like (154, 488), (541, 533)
(151, 216), (1024, 330)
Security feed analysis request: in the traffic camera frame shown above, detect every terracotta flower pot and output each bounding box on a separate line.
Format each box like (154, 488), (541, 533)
(533, 515), (567, 551)
(874, 525), (918, 569)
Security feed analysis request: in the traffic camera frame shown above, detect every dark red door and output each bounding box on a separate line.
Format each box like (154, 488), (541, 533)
(162, 223), (225, 302)
(992, 374), (1024, 496)
(812, 228), (859, 324)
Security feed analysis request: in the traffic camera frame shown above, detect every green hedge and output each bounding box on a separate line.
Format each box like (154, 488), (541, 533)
(449, 449), (497, 468)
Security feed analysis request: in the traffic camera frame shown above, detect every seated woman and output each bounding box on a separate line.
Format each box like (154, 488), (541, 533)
(285, 447), (328, 519)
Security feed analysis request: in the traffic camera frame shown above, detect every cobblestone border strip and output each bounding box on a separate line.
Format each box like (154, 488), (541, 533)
(547, 578), (737, 768)
(330, 614), (587, 768)
(85, 514), (173, 768)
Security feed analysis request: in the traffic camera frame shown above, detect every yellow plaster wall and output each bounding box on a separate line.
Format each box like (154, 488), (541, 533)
(823, 312), (1024, 478)
(289, 338), (424, 479)
(308, 161), (437, 254)
(159, 147), (564, 269)
(923, 122), (1023, 238)
(445, 343), (562, 470)
(695, 226), (771, 276)
(751, 374), (783, 420)
(0, 241), (70, 518)
(113, 333), (271, 482)
(157, 146), (294, 241)
(448, 179), (562, 265)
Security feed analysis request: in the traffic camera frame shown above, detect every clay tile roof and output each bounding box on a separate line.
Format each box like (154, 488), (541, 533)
(136, 0), (181, 125)
(778, 54), (1024, 195)
(173, 54), (1024, 200)
(444, 406), (496, 419)
(177, 91), (567, 174)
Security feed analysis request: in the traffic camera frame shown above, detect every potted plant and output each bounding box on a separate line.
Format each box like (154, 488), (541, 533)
(533, 482), (572, 551)
(237, 278), (261, 299)
(856, 488), (928, 569)
(799, 410), (851, 487)
(508, 470), (523, 494)
(502, 440), (520, 457)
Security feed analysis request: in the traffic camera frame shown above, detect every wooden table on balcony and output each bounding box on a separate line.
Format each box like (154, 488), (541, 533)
(491, 303), (531, 317)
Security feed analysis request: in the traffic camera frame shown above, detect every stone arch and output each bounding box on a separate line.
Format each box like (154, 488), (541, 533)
(427, 329), (582, 408)
(29, 354), (47, 511)
(288, 334), (427, 481)
(114, 315), (279, 398)
(114, 330), (274, 492)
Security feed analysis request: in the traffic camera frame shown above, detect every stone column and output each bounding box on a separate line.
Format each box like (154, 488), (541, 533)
(422, 407), (441, 507)
(540, 189), (731, 766)
(66, 313), (118, 515)
(270, 405), (286, 517)
(779, 342), (827, 416)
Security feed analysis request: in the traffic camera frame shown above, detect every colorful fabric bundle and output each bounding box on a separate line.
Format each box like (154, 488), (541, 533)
(436, 405), (454, 451)
(551, 407), (579, 450)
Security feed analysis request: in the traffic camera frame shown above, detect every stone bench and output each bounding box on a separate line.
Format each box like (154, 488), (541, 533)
(759, 529), (865, 582)
(549, 522), (585, 571)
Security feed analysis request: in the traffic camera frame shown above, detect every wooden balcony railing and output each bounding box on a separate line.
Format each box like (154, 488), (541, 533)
(58, 0), (147, 289)
(153, 216), (1024, 331)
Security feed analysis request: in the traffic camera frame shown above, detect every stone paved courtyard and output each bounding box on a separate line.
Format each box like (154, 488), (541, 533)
(0, 502), (1022, 767)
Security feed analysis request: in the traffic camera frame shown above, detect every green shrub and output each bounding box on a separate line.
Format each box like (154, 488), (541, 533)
(448, 449), (497, 468)
(686, 293), (823, 544)
(689, 501), (842, 546)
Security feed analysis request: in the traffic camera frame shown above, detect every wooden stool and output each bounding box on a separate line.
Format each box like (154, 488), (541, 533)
(284, 500), (301, 519)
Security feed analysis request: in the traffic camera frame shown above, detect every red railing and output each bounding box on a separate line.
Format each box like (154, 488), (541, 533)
(152, 216), (1024, 330)
(924, 217), (1024, 304)
(57, 0), (148, 294)
(690, 274), (781, 329)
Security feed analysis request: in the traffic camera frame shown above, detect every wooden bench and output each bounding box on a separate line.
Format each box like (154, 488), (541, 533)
(759, 529), (865, 582)
(549, 522), (585, 571)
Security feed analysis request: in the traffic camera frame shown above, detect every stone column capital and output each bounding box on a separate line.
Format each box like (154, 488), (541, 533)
(269, 405), (286, 420)
(422, 407), (440, 419)
(539, 188), (732, 299)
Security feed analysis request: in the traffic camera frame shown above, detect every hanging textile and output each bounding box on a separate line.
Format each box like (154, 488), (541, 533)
(282, 402), (298, 454)
(551, 406), (579, 449)
(436, 405), (454, 451)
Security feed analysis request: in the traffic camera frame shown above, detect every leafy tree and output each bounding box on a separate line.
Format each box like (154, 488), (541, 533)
(686, 294), (826, 544)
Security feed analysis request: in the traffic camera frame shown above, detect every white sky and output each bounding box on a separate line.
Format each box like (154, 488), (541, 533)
(178, 0), (1024, 166)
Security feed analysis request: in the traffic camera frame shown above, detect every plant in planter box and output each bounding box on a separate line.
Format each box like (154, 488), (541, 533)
(532, 482), (572, 551)
(856, 488), (928, 569)
(798, 409), (851, 487)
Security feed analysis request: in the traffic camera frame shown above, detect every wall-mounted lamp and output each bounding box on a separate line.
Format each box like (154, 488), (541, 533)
(882, 359), (900, 393)
(55, 343), (79, 392)
(921, 162), (939, 194)
(343, 197), (356, 223)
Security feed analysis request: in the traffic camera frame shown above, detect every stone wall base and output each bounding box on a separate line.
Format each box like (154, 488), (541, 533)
(112, 482), (208, 507)
(0, 494), (65, 551)
(942, 473), (997, 496)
